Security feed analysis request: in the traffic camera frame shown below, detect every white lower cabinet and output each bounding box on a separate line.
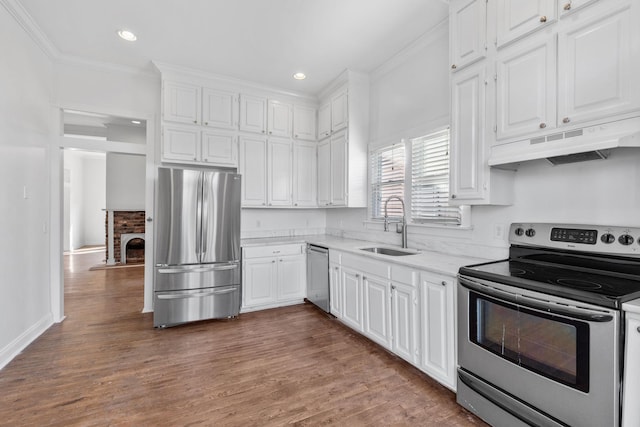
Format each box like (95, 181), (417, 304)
(363, 274), (392, 349)
(241, 244), (306, 312)
(328, 250), (456, 390)
(622, 313), (640, 427)
(419, 272), (456, 390)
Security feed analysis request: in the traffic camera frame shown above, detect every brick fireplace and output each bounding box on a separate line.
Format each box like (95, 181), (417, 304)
(105, 210), (146, 265)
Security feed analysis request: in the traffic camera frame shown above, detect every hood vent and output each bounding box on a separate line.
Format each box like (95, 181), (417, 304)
(489, 117), (640, 169)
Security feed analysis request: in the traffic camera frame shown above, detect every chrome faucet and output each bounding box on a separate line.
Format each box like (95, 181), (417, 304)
(383, 196), (408, 248)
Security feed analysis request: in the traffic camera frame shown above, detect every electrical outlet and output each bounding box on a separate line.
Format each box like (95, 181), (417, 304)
(494, 224), (505, 240)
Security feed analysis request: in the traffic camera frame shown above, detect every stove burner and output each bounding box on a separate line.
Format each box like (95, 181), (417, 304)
(509, 268), (527, 276)
(555, 278), (603, 290)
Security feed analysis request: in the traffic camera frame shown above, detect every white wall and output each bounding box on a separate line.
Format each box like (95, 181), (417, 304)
(106, 153), (145, 210)
(0, 4), (55, 368)
(64, 150), (84, 249)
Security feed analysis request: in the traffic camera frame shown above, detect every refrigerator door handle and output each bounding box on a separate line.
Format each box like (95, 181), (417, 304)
(157, 264), (239, 274)
(157, 288), (238, 300)
(201, 173), (209, 258)
(196, 171), (203, 259)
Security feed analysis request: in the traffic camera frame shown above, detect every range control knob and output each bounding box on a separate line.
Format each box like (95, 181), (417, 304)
(525, 228), (536, 237)
(515, 227), (525, 236)
(619, 234), (635, 246)
(601, 233), (616, 244)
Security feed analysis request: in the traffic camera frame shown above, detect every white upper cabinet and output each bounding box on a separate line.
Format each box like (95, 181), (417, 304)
(496, 32), (557, 139)
(293, 140), (317, 207)
(201, 88), (237, 129)
(163, 124), (201, 162)
(330, 90), (348, 132)
(267, 137), (293, 206)
(329, 130), (348, 207)
(317, 102), (331, 139)
(239, 135), (268, 207)
(450, 0), (487, 71)
(450, 64), (486, 202)
(239, 94), (267, 134)
(496, 0), (557, 48)
(557, 1), (640, 127)
(317, 139), (331, 207)
(293, 105), (317, 141)
(163, 81), (201, 125)
(559, 0), (599, 17)
(201, 130), (237, 167)
(267, 100), (293, 138)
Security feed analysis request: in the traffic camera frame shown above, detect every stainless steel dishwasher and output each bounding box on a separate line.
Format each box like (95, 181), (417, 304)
(307, 244), (329, 312)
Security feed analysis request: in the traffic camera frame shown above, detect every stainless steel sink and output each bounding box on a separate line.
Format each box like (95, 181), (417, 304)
(360, 247), (418, 256)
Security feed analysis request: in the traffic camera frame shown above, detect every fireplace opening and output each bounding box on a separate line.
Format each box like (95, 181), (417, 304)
(120, 232), (145, 265)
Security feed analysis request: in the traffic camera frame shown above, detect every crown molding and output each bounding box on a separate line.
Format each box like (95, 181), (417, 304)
(370, 17), (449, 83)
(153, 61), (318, 103)
(1, 0), (59, 58)
(56, 54), (159, 79)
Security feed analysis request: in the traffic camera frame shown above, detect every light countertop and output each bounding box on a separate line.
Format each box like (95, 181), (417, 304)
(623, 298), (640, 315)
(241, 235), (490, 277)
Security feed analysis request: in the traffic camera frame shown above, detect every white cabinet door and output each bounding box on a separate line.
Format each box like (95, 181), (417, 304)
(419, 273), (455, 390)
(267, 137), (292, 206)
(267, 100), (292, 138)
(363, 275), (392, 350)
(329, 130), (348, 207)
(202, 88), (237, 130)
(243, 258), (277, 308)
(201, 130), (237, 166)
(277, 254), (306, 301)
(392, 282), (418, 364)
(293, 140), (317, 207)
(496, 32), (557, 139)
(449, 0), (487, 71)
(239, 94), (267, 134)
(293, 105), (317, 141)
(559, 0), (599, 17)
(557, 2), (640, 127)
(163, 125), (200, 162)
(317, 139), (331, 207)
(622, 315), (640, 427)
(450, 63), (485, 201)
(317, 102), (331, 139)
(163, 81), (201, 125)
(329, 262), (342, 318)
(330, 90), (348, 132)
(341, 268), (363, 332)
(239, 136), (267, 207)
(496, 0), (556, 48)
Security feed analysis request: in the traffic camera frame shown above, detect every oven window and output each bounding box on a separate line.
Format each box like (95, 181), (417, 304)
(470, 292), (590, 392)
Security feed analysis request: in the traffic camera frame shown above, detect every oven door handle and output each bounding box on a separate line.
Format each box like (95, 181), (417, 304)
(459, 276), (614, 323)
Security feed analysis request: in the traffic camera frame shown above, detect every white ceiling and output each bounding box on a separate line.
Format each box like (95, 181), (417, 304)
(17, 0), (449, 95)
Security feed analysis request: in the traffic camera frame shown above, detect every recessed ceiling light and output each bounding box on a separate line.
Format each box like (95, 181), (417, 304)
(293, 72), (306, 80)
(131, 120), (141, 125)
(117, 29), (137, 42)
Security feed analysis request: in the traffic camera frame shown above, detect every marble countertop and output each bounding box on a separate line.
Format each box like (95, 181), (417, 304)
(241, 234), (489, 277)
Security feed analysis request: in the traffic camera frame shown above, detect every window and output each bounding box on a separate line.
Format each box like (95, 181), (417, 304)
(411, 129), (461, 225)
(369, 128), (462, 226)
(369, 144), (405, 220)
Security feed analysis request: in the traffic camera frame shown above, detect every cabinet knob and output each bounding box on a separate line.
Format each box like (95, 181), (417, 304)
(441, 281), (447, 286)
(294, 203), (298, 206)
(539, 122), (547, 129)
(272, 260), (276, 263)
(451, 194), (457, 199)
(146, 217), (153, 222)
(295, 134), (299, 138)
(540, 15), (547, 23)
(637, 326), (640, 333)
(269, 131), (272, 135)
(262, 130), (265, 134)
(563, 2), (571, 10)
(193, 157), (197, 161)
(562, 117), (571, 124)
(193, 120), (197, 124)
(391, 285), (396, 290)
(205, 122), (208, 125)
(451, 64), (457, 70)
(355, 274), (360, 278)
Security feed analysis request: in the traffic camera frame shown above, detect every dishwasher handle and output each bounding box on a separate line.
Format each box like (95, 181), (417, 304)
(308, 245), (329, 255)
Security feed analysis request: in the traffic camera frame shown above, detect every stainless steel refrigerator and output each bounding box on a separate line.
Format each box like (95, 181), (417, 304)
(154, 167), (241, 328)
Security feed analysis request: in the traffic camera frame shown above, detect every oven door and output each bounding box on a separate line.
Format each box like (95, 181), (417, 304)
(458, 274), (620, 427)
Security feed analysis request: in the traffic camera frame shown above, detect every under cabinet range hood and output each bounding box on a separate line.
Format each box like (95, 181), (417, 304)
(489, 117), (640, 169)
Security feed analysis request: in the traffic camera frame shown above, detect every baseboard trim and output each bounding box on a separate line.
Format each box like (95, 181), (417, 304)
(0, 313), (53, 370)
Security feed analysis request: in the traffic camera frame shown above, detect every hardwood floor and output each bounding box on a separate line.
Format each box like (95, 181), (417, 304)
(0, 251), (487, 426)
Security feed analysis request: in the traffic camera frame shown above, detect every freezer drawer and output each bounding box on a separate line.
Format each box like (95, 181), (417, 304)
(155, 263), (240, 292)
(154, 285), (241, 328)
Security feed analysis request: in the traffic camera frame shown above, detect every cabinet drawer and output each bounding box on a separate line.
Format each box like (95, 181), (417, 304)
(391, 264), (416, 286)
(342, 253), (390, 279)
(243, 243), (305, 259)
(329, 249), (342, 264)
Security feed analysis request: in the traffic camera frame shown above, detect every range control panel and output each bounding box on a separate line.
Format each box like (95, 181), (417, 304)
(510, 223), (640, 256)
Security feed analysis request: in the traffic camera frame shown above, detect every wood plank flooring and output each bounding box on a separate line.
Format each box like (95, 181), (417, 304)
(0, 251), (487, 426)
